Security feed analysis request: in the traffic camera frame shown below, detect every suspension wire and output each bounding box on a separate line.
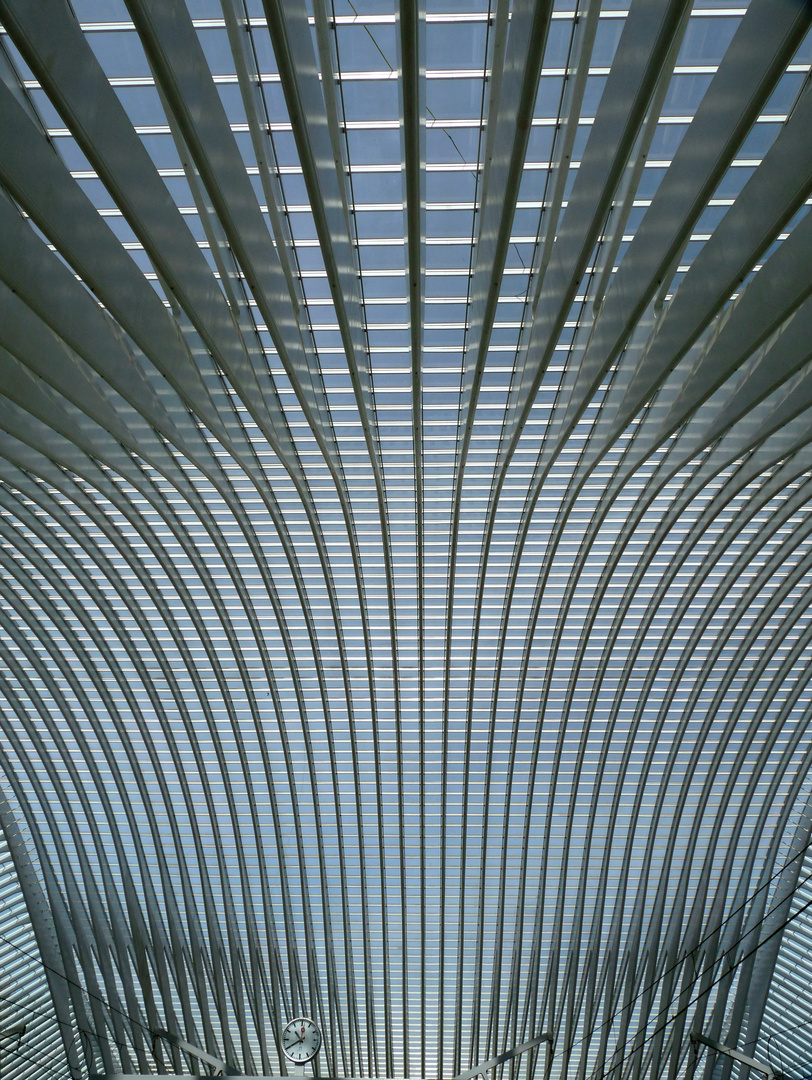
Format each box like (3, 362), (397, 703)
(562, 832), (812, 1064)
(0, 830), (809, 1075)
(579, 882), (812, 1080)
(0, 982), (71, 1031)
(0, 928), (157, 1041)
(0, 1039), (69, 1080)
(2, 782), (812, 1075)
(0, 981), (142, 1072)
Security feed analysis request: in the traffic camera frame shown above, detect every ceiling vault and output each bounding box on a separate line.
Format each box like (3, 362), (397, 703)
(0, 0), (812, 1077)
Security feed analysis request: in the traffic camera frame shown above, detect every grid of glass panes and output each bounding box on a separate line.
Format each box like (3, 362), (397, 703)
(0, 0), (811, 1076)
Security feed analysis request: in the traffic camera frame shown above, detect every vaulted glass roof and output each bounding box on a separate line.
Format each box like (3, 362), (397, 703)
(1, 0), (812, 1077)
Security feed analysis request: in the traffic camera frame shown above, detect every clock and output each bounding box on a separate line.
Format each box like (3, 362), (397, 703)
(281, 1017), (322, 1064)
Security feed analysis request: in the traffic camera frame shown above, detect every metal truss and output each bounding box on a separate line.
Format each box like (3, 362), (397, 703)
(0, 0), (811, 1077)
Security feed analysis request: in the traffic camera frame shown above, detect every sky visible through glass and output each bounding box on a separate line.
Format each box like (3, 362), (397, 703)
(0, 0), (811, 1077)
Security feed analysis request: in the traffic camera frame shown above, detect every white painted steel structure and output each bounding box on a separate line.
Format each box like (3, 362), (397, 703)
(1, 0), (812, 1077)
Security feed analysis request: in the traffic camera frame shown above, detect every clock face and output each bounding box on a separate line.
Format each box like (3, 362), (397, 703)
(282, 1017), (322, 1063)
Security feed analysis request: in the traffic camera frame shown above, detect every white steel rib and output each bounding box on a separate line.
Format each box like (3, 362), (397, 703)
(0, 0), (811, 1078)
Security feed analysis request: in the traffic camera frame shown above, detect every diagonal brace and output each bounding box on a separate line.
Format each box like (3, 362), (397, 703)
(454, 1033), (554, 1080)
(153, 1028), (227, 1076)
(690, 1031), (774, 1080)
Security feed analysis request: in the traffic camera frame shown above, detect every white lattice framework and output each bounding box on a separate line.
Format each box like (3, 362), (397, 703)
(1, 0), (812, 1077)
